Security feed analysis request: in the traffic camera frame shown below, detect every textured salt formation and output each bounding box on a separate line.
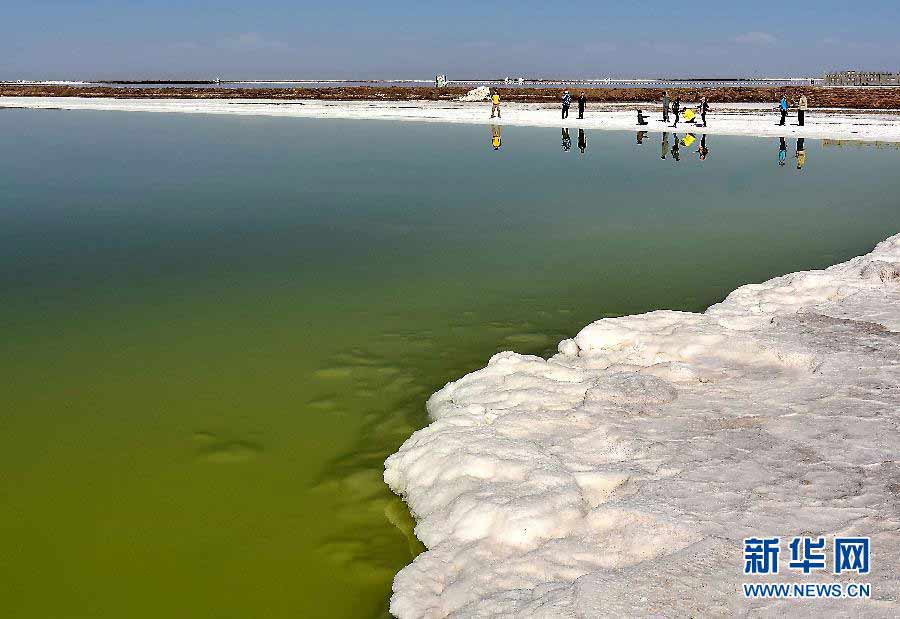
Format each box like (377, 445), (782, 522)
(385, 234), (900, 617)
(458, 86), (491, 102)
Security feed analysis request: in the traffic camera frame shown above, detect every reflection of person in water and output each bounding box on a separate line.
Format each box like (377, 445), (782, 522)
(661, 132), (669, 159)
(779, 137), (787, 166)
(637, 131), (647, 145)
(562, 128), (571, 151)
(578, 129), (586, 154)
(696, 134), (709, 160)
(490, 125), (502, 150)
(671, 134), (681, 162)
(795, 137), (806, 170)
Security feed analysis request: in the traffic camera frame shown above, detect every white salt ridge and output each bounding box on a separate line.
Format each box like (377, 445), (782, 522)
(458, 86), (491, 102)
(384, 234), (900, 617)
(3, 97), (900, 141)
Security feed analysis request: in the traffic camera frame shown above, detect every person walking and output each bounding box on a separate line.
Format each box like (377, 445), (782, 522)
(562, 90), (571, 119)
(777, 94), (788, 126)
(577, 92), (586, 119)
(662, 91), (670, 123)
(798, 94), (808, 126)
(699, 96), (709, 127)
(490, 90), (501, 119)
(670, 97), (681, 127)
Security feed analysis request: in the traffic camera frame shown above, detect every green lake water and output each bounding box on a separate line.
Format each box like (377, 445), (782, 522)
(2, 110), (899, 618)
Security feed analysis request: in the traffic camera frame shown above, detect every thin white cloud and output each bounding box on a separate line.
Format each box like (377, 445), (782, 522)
(582, 41), (618, 55)
(222, 32), (290, 52)
(169, 41), (201, 52)
(733, 31), (777, 46)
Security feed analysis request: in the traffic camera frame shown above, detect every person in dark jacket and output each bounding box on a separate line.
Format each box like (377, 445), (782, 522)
(699, 96), (709, 127)
(670, 98), (681, 127)
(671, 134), (681, 161)
(662, 91), (670, 122)
(578, 128), (586, 153)
(637, 109), (649, 125)
(577, 92), (586, 119)
(562, 91), (571, 119)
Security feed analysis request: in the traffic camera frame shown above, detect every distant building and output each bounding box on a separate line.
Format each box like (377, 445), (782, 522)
(823, 70), (900, 86)
(435, 74), (448, 88)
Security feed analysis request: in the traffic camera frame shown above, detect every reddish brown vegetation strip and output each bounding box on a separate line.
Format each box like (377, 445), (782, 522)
(3, 84), (900, 109)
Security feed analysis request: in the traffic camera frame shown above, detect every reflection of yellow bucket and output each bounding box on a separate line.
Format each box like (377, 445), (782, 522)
(681, 134), (696, 147)
(683, 108), (696, 122)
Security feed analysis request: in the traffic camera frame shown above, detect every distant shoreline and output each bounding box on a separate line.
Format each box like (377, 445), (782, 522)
(1, 77), (824, 88)
(5, 97), (900, 142)
(3, 84), (900, 109)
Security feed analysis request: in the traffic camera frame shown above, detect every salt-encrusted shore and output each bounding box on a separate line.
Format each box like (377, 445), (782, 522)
(384, 234), (900, 617)
(3, 97), (900, 141)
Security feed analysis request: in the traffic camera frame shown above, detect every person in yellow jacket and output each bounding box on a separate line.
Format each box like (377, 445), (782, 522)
(490, 125), (502, 150)
(490, 90), (501, 118)
(798, 95), (808, 126)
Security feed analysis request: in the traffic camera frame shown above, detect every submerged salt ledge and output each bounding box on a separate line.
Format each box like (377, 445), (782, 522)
(384, 234), (900, 617)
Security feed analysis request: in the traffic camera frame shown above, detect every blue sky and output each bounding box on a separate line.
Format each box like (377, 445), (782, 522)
(3, 1), (899, 79)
